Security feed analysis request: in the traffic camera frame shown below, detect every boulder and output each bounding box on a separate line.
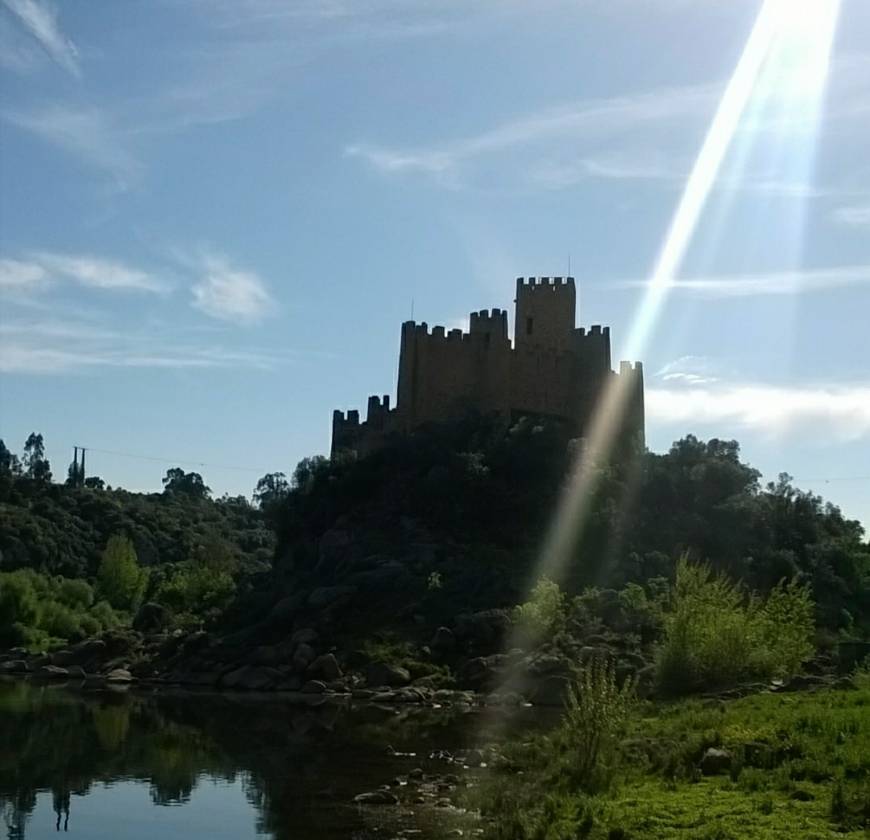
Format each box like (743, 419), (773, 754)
(458, 653), (510, 689)
(50, 639), (107, 668)
(353, 790), (398, 806)
(132, 602), (169, 633)
(308, 585), (357, 609)
(105, 668), (134, 683)
(293, 643), (316, 672)
(220, 666), (279, 691)
(301, 679), (327, 694)
(264, 593), (305, 627)
(453, 609), (512, 648)
(700, 747), (732, 776)
(309, 653), (342, 681)
(289, 627), (319, 647)
(0, 660), (29, 674)
(35, 665), (69, 679)
(532, 675), (572, 706)
(430, 626), (456, 655)
(365, 661), (411, 687)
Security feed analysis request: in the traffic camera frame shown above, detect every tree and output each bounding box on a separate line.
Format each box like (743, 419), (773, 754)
(23, 433), (51, 484)
(0, 439), (21, 477)
(97, 535), (149, 612)
(254, 472), (290, 509)
(292, 456), (328, 492)
(84, 476), (105, 490)
(162, 468), (211, 500)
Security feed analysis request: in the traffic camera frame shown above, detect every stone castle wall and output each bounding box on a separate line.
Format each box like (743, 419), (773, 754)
(332, 276), (644, 456)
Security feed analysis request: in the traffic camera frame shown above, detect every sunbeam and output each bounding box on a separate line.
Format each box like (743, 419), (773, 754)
(507, 0), (843, 673)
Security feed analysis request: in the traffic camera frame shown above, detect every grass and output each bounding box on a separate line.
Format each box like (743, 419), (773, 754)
(476, 672), (870, 839)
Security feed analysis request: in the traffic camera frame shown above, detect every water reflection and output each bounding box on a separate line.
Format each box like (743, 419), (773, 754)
(1, 680), (548, 839)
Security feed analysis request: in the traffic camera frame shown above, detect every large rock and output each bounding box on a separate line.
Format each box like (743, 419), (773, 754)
(316, 529), (351, 575)
(430, 627), (456, 655)
(454, 609), (512, 648)
(532, 675), (572, 706)
(132, 602), (169, 633)
(105, 668), (134, 683)
(458, 654), (511, 689)
(365, 661), (411, 687)
(700, 748), (732, 776)
(220, 666), (280, 691)
(354, 790), (398, 806)
(307, 585), (357, 610)
(309, 653), (342, 681)
(293, 643), (316, 672)
(35, 665), (69, 679)
(289, 628), (319, 648)
(51, 639), (107, 668)
(0, 660), (29, 674)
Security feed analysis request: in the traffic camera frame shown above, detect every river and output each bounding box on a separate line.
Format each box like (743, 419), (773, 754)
(0, 679), (553, 839)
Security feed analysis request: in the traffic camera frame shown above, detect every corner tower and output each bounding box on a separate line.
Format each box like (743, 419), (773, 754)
(514, 277), (576, 351)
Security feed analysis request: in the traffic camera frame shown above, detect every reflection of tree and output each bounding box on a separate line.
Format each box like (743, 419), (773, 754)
(0, 682), (483, 840)
(92, 704), (130, 752)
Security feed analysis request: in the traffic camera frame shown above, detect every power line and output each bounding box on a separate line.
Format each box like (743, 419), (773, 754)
(73, 445), (274, 475)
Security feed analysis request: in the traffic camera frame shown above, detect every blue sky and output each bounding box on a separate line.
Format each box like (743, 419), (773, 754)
(0, 0), (868, 528)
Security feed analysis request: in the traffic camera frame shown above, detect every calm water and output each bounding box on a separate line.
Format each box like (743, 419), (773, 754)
(1, 679), (549, 839)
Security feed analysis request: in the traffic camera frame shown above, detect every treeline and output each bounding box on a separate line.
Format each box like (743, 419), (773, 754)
(267, 416), (870, 639)
(0, 433), (276, 649)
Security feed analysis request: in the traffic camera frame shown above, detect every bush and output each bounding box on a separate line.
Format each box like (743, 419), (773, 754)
(561, 658), (636, 790)
(656, 557), (815, 695)
(513, 576), (567, 641)
(97, 535), (149, 612)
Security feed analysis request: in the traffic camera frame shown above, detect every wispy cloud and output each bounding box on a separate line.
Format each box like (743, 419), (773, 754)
(617, 265), (870, 297)
(1, 252), (167, 294)
(190, 253), (274, 324)
(2, 106), (140, 188)
(1, 0), (79, 76)
(655, 355), (722, 385)
(0, 317), (286, 374)
(0, 257), (48, 289)
(833, 204), (870, 229)
(345, 83), (715, 182)
(647, 381), (870, 443)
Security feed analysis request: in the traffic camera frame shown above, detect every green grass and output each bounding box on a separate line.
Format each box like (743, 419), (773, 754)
(477, 674), (870, 839)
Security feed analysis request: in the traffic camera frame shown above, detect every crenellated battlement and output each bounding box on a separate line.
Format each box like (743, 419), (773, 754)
(333, 274), (643, 457)
(516, 276), (575, 290)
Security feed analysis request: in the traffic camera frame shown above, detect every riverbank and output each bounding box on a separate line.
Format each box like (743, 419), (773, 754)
(472, 673), (870, 839)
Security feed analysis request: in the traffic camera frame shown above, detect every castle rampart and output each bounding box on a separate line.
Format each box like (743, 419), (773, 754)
(332, 276), (644, 457)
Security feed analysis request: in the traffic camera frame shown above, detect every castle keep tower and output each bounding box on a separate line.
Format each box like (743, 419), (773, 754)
(332, 276), (644, 457)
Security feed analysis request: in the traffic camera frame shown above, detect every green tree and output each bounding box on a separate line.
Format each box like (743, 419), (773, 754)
(162, 468), (211, 500)
(0, 571), (41, 645)
(23, 432), (52, 484)
(97, 535), (149, 612)
(253, 472), (290, 510)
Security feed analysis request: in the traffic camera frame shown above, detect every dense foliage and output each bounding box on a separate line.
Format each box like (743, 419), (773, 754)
(0, 435), (274, 646)
(271, 418), (869, 638)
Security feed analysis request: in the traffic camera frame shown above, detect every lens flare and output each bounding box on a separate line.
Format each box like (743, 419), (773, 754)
(504, 0), (842, 679)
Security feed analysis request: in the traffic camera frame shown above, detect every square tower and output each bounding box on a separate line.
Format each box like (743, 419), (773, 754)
(514, 277), (576, 351)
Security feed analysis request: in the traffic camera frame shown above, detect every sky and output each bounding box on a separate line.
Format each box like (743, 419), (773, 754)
(0, 0), (868, 529)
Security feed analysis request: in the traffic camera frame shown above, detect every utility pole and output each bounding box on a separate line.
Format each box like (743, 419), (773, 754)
(80, 447), (86, 486)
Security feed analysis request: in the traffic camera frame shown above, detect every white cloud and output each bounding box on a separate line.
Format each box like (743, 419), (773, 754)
(0, 257), (48, 288)
(0, 317), (283, 374)
(190, 254), (274, 323)
(1, 0), (79, 76)
(655, 355), (721, 385)
(834, 204), (870, 229)
(618, 265), (870, 297)
(2, 106), (140, 188)
(345, 83), (715, 181)
(0, 252), (167, 294)
(647, 382), (870, 442)
(31, 252), (167, 292)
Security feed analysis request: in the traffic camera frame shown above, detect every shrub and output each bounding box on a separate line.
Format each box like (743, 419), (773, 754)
(97, 535), (149, 612)
(561, 657), (636, 790)
(513, 576), (567, 640)
(656, 556), (815, 695)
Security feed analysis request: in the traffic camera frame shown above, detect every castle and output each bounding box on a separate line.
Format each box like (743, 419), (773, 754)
(332, 277), (644, 457)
